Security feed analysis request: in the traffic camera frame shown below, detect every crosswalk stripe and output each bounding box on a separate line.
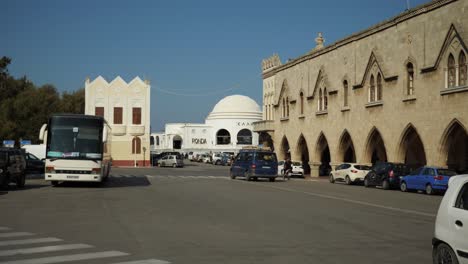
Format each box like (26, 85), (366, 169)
(113, 259), (171, 264)
(0, 233), (33, 238)
(0, 250), (129, 264)
(0, 238), (62, 247)
(0, 227), (11, 231)
(0, 244), (93, 257)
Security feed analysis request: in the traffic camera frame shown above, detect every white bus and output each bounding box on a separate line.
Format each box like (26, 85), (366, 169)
(39, 114), (112, 186)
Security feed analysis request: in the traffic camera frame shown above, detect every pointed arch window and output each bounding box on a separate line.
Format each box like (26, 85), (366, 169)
(343, 80), (348, 107)
(369, 75), (375, 102)
(407, 63), (414, 95)
(323, 88), (328, 110)
(282, 98), (285, 118)
(318, 89), (323, 111)
(300, 92), (304, 115)
(377, 73), (382, 101)
(448, 54), (456, 88)
(459, 51), (467, 86)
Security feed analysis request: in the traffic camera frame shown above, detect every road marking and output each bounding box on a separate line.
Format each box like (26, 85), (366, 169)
(0, 227), (11, 231)
(0, 238), (63, 247)
(245, 182), (437, 218)
(0, 244), (93, 257)
(0, 250), (129, 264)
(113, 259), (171, 264)
(0, 233), (33, 238)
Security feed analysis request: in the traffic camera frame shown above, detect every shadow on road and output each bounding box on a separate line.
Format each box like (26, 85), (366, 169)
(50, 175), (151, 189)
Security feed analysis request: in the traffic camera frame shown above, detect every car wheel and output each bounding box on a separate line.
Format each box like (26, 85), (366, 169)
(382, 180), (390, 190)
(364, 177), (370, 188)
(400, 181), (408, 192)
(269, 178), (275, 182)
(229, 170), (236, 179)
(345, 175), (352, 185)
(173, 163), (177, 168)
(433, 243), (459, 264)
(329, 174), (335, 183)
(245, 172), (251, 181)
(426, 184), (434, 195)
(51, 181), (59, 187)
(215, 161), (220, 165)
(16, 173), (26, 188)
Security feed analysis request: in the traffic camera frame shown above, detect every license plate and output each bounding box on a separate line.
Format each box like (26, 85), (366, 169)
(262, 166), (270, 169)
(67, 175), (79, 179)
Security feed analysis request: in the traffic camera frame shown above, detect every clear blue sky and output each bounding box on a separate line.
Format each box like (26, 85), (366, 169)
(4, 0), (429, 132)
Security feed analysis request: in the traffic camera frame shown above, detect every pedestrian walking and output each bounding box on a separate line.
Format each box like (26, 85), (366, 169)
(283, 158), (292, 181)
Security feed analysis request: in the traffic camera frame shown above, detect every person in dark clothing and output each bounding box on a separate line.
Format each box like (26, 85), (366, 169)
(283, 158), (292, 181)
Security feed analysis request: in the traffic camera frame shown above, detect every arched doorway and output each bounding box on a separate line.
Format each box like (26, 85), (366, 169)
(237, 129), (252, 145)
(280, 136), (290, 160)
(259, 132), (274, 151)
(297, 135), (310, 174)
(398, 124), (426, 170)
(173, 135), (182, 150)
(441, 120), (468, 173)
(216, 129), (231, 145)
(365, 128), (387, 165)
(338, 130), (356, 163)
(316, 133), (331, 176)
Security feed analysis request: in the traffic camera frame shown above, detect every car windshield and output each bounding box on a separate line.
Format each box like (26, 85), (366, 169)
(437, 169), (457, 176)
(256, 152), (277, 162)
(293, 162), (302, 166)
(355, 165), (371, 170)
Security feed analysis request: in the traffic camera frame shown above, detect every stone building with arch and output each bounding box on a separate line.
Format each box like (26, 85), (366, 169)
(151, 95), (262, 154)
(254, 0), (468, 177)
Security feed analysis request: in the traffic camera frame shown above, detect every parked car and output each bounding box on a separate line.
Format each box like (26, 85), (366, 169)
(330, 163), (372, 185)
(219, 153), (232, 166)
(212, 153), (223, 165)
(151, 153), (164, 166)
(291, 161), (304, 177)
(432, 174), (468, 264)
(400, 166), (457, 195)
(277, 160), (285, 176)
(0, 148), (27, 189)
(157, 155), (184, 168)
(230, 147), (278, 182)
(23, 152), (45, 174)
(364, 162), (411, 189)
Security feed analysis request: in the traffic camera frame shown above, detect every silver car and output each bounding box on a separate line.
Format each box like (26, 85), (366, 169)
(158, 155), (184, 168)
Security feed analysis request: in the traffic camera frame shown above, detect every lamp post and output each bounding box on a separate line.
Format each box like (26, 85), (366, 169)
(133, 137), (137, 167)
(143, 147), (146, 167)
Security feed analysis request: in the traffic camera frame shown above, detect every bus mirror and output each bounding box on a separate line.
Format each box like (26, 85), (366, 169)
(39, 124), (47, 141)
(103, 126), (108, 143)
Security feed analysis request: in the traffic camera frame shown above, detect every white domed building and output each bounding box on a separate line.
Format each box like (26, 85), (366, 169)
(151, 95), (262, 154)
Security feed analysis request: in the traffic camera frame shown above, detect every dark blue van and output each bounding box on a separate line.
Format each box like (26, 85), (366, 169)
(230, 148), (278, 182)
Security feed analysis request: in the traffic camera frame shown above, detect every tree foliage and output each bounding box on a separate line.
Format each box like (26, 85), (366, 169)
(0, 57), (85, 145)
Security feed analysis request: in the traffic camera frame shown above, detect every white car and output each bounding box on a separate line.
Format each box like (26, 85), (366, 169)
(291, 161), (304, 177)
(157, 155), (184, 168)
(433, 174), (468, 264)
(329, 163), (371, 185)
(277, 160), (285, 176)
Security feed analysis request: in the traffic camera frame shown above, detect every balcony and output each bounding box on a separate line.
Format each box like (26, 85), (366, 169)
(253, 120), (275, 132)
(112, 125), (127, 136)
(128, 125), (145, 136)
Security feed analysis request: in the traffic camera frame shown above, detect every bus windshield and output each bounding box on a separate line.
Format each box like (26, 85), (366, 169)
(46, 117), (103, 160)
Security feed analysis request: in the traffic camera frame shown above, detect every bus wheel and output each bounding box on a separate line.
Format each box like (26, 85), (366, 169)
(51, 181), (59, 187)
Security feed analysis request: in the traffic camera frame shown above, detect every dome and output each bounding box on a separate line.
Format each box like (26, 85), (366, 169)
(211, 95), (260, 113)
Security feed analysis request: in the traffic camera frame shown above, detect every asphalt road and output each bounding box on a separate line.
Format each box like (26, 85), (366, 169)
(0, 161), (442, 264)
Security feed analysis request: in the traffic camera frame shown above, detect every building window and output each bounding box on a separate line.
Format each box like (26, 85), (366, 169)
(95, 107), (104, 117)
(300, 92), (304, 115)
(237, 129), (252, 145)
(318, 89), (323, 111)
(156, 136), (160, 146)
(369, 75), (376, 102)
(132, 107), (141, 125)
(459, 51), (467, 86)
(113, 107), (123, 124)
(377, 73), (382, 101)
(216, 129), (231, 145)
(448, 54), (456, 88)
(132, 137), (141, 154)
(282, 98), (286, 118)
(286, 97), (289, 117)
(343, 80), (348, 107)
(407, 63), (414, 95)
(150, 136), (154, 146)
(323, 88), (328, 110)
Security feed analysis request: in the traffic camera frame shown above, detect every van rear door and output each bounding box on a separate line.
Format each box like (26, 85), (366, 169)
(254, 152), (277, 176)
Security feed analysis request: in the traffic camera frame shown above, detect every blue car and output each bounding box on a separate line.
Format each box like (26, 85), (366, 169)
(230, 148), (278, 182)
(399, 166), (457, 195)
